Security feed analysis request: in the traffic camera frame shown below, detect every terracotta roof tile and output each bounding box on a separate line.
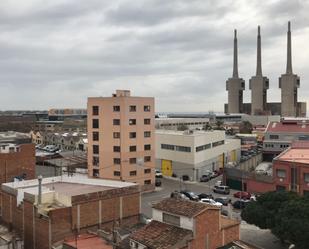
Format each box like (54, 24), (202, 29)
(130, 220), (193, 249)
(152, 198), (216, 218)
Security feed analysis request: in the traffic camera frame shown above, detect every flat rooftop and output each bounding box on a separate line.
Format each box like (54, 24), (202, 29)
(266, 121), (309, 133)
(155, 129), (224, 137)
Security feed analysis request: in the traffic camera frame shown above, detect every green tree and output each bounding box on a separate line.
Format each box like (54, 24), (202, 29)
(239, 121), (253, 134)
(203, 123), (212, 131)
(241, 191), (309, 248)
(177, 124), (188, 131)
(214, 120), (224, 130)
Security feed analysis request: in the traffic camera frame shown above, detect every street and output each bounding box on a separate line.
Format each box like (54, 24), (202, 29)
(141, 177), (288, 249)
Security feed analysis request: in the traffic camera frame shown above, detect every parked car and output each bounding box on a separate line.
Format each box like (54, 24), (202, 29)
(233, 199), (250, 209)
(170, 191), (190, 200)
(180, 190), (199, 201)
(200, 198), (223, 207)
(200, 174), (211, 182)
(198, 193), (214, 200)
(155, 170), (163, 178)
(214, 197), (231, 206)
(233, 191), (251, 200)
(215, 180), (222, 187)
(155, 179), (162, 187)
(213, 185), (230, 195)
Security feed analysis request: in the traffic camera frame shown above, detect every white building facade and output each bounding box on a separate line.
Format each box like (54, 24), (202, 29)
(155, 130), (241, 181)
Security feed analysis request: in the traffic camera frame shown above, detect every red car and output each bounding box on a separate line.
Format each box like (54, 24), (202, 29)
(233, 191), (251, 199)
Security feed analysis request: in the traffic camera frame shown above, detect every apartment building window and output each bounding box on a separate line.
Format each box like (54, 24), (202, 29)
(196, 143), (211, 152)
(144, 169), (151, 174)
(92, 106), (99, 115)
(93, 132), (99, 141)
(130, 146), (137, 152)
(144, 119), (151, 125)
(212, 140), (224, 147)
(162, 213), (180, 226)
(130, 170), (137, 176)
(129, 119), (136, 125)
(93, 169), (99, 177)
(113, 146), (121, 152)
(304, 173), (309, 183)
(144, 144), (151, 151)
(113, 119), (120, 125)
(161, 144), (175, 150)
(93, 156), (99, 166)
(144, 131), (151, 138)
(114, 158), (121, 164)
(175, 146), (191, 153)
(144, 156), (151, 162)
(114, 171), (121, 176)
(270, 135), (279, 140)
(130, 132), (136, 138)
(113, 106), (120, 112)
(144, 180), (151, 185)
(144, 105), (151, 112)
(129, 105), (136, 112)
(92, 119), (99, 129)
(276, 169), (286, 178)
(113, 132), (120, 139)
(93, 145), (99, 154)
(130, 158), (137, 164)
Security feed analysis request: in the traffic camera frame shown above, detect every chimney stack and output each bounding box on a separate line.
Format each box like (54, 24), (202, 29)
(286, 21), (293, 74)
(233, 29), (239, 78)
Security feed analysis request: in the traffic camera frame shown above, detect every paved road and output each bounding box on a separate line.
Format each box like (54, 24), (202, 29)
(141, 177), (288, 249)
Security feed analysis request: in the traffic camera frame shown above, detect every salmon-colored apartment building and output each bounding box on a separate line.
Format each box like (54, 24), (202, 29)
(87, 90), (155, 190)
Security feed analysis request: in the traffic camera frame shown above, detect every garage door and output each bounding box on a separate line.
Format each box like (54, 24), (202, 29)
(161, 160), (172, 176)
(231, 150), (237, 162)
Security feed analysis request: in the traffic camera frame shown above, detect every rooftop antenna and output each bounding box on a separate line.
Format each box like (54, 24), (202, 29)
(233, 29), (239, 78)
(286, 21), (293, 74)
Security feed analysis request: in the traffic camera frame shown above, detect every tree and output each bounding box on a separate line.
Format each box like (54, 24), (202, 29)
(239, 121), (253, 134)
(214, 120), (224, 130)
(241, 191), (309, 248)
(203, 123), (212, 131)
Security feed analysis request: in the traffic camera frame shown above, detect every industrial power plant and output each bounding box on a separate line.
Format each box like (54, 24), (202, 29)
(225, 21), (306, 117)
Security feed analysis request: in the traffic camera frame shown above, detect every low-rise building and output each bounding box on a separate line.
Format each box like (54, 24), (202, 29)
(263, 119), (309, 161)
(0, 143), (35, 184)
(155, 130), (240, 180)
(0, 131), (31, 144)
(129, 198), (240, 249)
(273, 141), (309, 195)
(155, 117), (210, 130)
(1, 175), (141, 249)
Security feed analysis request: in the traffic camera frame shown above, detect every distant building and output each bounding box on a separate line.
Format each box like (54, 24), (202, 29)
(263, 119), (309, 161)
(155, 117), (210, 130)
(129, 198), (240, 249)
(1, 175), (141, 249)
(0, 143), (35, 184)
(0, 131), (31, 144)
(87, 90), (155, 190)
(155, 130), (240, 180)
(273, 141), (309, 195)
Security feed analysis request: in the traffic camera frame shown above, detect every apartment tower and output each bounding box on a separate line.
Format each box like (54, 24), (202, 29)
(249, 26), (269, 115)
(87, 90), (155, 189)
(226, 30), (245, 113)
(279, 21), (300, 117)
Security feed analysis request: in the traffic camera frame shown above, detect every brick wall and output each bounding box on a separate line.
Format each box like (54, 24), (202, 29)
(0, 143), (35, 184)
(222, 225), (240, 245)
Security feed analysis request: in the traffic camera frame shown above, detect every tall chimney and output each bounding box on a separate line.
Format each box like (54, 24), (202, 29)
(233, 29), (239, 78)
(38, 175), (43, 205)
(286, 21), (293, 74)
(256, 26), (262, 76)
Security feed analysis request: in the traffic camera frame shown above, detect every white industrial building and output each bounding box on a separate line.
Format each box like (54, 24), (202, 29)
(155, 118), (210, 130)
(155, 130), (241, 181)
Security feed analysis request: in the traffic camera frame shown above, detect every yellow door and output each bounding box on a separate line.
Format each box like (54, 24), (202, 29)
(231, 150), (236, 162)
(218, 154), (224, 168)
(161, 160), (172, 176)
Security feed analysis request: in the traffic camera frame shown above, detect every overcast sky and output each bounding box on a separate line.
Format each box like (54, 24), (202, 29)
(0, 0), (308, 112)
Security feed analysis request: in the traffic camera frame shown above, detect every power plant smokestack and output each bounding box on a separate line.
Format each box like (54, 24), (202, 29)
(233, 29), (239, 78)
(286, 21), (293, 74)
(256, 26), (262, 76)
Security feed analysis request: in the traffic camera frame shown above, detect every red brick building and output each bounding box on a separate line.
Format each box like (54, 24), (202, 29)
(129, 198), (240, 249)
(272, 141), (309, 195)
(1, 175), (141, 249)
(0, 143), (35, 184)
